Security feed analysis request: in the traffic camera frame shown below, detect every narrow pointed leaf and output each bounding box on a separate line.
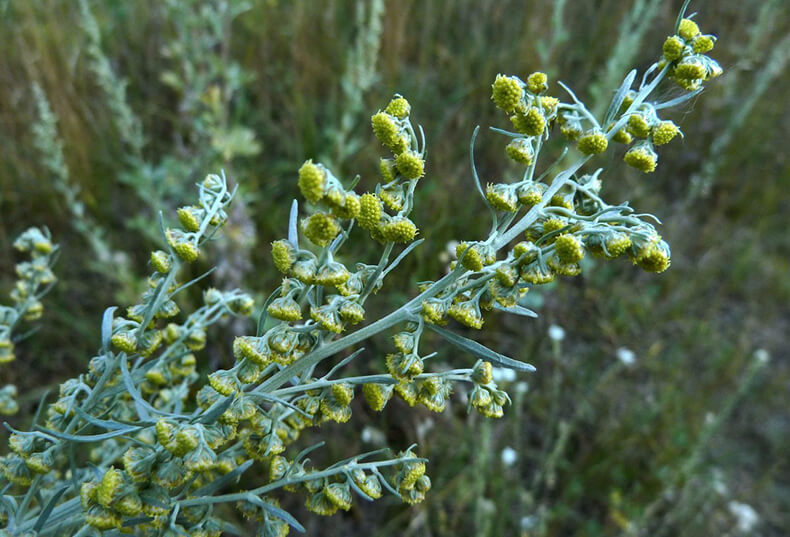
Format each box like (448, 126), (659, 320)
(425, 324), (536, 372)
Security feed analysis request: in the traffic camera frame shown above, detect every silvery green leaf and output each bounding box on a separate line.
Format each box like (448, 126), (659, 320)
(425, 324), (536, 372)
(653, 87), (703, 110)
(245, 494), (306, 533)
(493, 304), (538, 318)
(37, 425), (140, 443)
(191, 460), (254, 497)
(288, 199), (299, 247)
(33, 486), (68, 532)
(382, 239), (423, 277)
(101, 306), (117, 351)
(604, 69), (636, 124)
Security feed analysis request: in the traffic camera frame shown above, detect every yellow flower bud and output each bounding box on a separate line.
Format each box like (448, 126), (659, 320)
(166, 229), (199, 263)
(177, 206), (202, 232)
(420, 298), (448, 325)
(358, 193), (382, 230)
(380, 217), (418, 243)
(371, 112), (402, 150)
(554, 233), (585, 264)
(539, 95), (559, 115)
(624, 143), (658, 173)
(315, 261), (351, 286)
(363, 383), (393, 411)
(510, 107), (545, 136)
(385, 96), (411, 119)
(526, 71), (548, 94)
(577, 130), (608, 155)
(305, 491), (339, 516)
(208, 369), (239, 396)
(633, 240), (671, 273)
(491, 74), (524, 112)
(486, 183), (519, 212)
(310, 305), (344, 333)
(302, 213), (341, 247)
(472, 361), (494, 384)
(604, 233), (632, 257)
(395, 150), (425, 180)
(674, 57), (706, 81)
(267, 296), (302, 322)
(448, 301), (484, 329)
(612, 128), (632, 144)
(692, 34), (715, 54)
(297, 160), (327, 203)
(662, 35), (685, 61)
(97, 467), (123, 507)
(651, 120), (680, 145)
(517, 183), (545, 208)
(338, 301), (365, 324)
(678, 18), (700, 41)
(505, 138), (533, 164)
(331, 383), (354, 406)
(150, 250), (172, 274)
(380, 158), (397, 182)
(394, 381), (418, 406)
(627, 114), (652, 138)
(111, 331), (137, 354)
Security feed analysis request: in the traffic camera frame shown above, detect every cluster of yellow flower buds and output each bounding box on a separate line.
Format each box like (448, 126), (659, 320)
(0, 227), (58, 415)
(606, 96), (685, 173)
(491, 72), (560, 169)
(661, 18), (722, 91)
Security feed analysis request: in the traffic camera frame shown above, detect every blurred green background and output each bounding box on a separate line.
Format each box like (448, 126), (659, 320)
(1, 0), (788, 535)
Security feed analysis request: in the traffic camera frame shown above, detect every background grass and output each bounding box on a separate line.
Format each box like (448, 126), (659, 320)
(1, 0), (788, 535)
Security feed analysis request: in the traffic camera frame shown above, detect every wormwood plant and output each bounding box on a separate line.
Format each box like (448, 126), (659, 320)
(0, 5), (721, 536)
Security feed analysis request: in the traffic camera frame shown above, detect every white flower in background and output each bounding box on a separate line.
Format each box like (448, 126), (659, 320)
(360, 426), (386, 446)
(438, 240), (459, 265)
(754, 348), (770, 364)
(548, 324), (565, 341)
(728, 501), (759, 532)
(492, 367), (516, 383)
(501, 446), (518, 467)
(514, 381), (529, 394)
(616, 347), (636, 365)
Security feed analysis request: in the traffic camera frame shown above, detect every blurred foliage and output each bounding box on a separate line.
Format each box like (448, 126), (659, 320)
(0, 0), (788, 535)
